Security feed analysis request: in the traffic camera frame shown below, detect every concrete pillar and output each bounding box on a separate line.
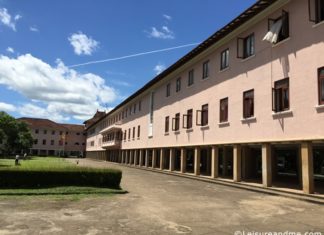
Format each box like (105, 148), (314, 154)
(139, 149), (143, 166)
(170, 148), (175, 171)
(121, 151), (125, 164)
(194, 147), (201, 176)
(233, 145), (242, 182)
(301, 142), (314, 194)
(181, 148), (186, 173)
(145, 149), (149, 167)
(262, 143), (272, 187)
(160, 149), (164, 170)
(223, 147), (228, 177)
(152, 149), (156, 168)
(211, 146), (219, 178)
(134, 150), (137, 166)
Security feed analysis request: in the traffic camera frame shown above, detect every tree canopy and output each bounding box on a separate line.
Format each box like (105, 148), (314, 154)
(0, 112), (33, 155)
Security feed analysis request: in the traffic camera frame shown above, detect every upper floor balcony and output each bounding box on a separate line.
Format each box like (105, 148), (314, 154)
(102, 139), (121, 149)
(100, 121), (122, 134)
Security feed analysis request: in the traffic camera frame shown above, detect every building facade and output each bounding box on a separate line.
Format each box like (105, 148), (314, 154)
(85, 0), (324, 195)
(19, 118), (86, 157)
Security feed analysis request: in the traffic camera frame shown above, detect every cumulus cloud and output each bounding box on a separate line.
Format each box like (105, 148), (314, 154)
(29, 26), (39, 32)
(154, 63), (166, 75)
(146, 26), (174, 39)
(68, 32), (99, 55)
(0, 102), (16, 112)
(163, 14), (172, 21)
(0, 54), (118, 122)
(0, 8), (21, 31)
(6, 47), (14, 53)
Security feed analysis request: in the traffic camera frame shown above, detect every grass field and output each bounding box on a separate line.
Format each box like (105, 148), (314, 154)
(0, 157), (125, 199)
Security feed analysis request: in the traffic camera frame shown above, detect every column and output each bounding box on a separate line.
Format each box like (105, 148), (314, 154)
(301, 142), (314, 194)
(160, 149), (164, 170)
(262, 143), (272, 187)
(134, 150), (137, 166)
(211, 146), (219, 178)
(145, 149), (149, 167)
(170, 148), (175, 171)
(152, 149), (156, 168)
(181, 148), (186, 173)
(139, 149), (143, 166)
(233, 145), (242, 182)
(194, 147), (201, 176)
(121, 150), (125, 164)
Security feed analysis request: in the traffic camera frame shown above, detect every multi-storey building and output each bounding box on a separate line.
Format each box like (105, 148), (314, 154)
(85, 0), (324, 195)
(19, 118), (86, 157)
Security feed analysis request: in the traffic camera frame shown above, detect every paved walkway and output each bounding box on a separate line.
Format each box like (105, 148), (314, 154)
(0, 159), (324, 234)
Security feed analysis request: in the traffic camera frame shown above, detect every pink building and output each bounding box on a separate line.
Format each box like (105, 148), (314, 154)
(85, 0), (324, 195)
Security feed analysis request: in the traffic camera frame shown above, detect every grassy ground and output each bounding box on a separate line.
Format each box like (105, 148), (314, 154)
(0, 157), (126, 199)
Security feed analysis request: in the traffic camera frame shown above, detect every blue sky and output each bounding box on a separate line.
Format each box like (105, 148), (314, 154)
(0, 0), (256, 124)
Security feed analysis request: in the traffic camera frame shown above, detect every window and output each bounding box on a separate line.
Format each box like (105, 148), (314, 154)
(139, 100), (142, 111)
(128, 128), (131, 140)
(42, 139), (46, 145)
(90, 141), (94, 146)
(33, 139), (38, 145)
(272, 78), (289, 112)
(176, 77), (181, 92)
(51, 140), (54, 145)
(66, 132), (69, 135)
(35, 129), (39, 134)
(220, 98), (228, 123)
(133, 103), (136, 114)
(172, 113), (180, 131)
(243, 90), (254, 118)
(59, 140), (63, 146)
(137, 125), (140, 138)
(196, 104), (208, 126)
(165, 116), (169, 133)
(65, 142), (68, 145)
(183, 109), (193, 129)
(309, 0), (324, 24)
(59, 131), (63, 135)
(202, 61), (209, 79)
(52, 130), (55, 135)
(133, 127), (135, 139)
(318, 67), (324, 104)
(237, 33), (255, 59)
(220, 48), (229, 70)
(263, 10), (289, 44)
(166, 83), (171, 97)
(76, 132), (80, 135)
(188, 69), (194, 86)
(44, 130), (47, 134)
(124, 130), (126, 140)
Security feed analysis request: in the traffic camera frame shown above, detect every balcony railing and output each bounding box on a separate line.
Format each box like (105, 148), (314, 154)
(102, 139), (121, 149)
(100, 121), (122, 134)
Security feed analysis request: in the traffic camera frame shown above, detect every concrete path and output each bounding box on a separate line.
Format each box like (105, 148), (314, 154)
(0, 159), (324, 234)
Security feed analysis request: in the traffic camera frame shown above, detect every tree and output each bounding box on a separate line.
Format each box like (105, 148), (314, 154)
(0, 112), (33, 155)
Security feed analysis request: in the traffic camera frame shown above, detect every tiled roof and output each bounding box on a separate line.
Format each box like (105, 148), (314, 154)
(18, 117), (84, 131)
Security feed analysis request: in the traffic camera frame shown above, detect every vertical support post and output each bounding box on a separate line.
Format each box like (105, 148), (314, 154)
(139, 149), (143, 166)
(145, 149), (149, 167)
(181, 148), (186, 173)
(134, 150), (137, 166)
(152, 149), (156, 168)
(194, 147), (201, 176)
(233, 145), (242, 182)
(160, 149), (164, 170)
(262, 143), (272, 187)
(301, 142), (314, 194)
(211, 146), (219, 178)
(170, 148), (175, 171)
(121, 150), (125, 164)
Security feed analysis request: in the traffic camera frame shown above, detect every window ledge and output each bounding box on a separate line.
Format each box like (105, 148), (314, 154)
(187, 84), (194, 89)
(219, 67), (230, 73)
(201, 76), (209, 81)
(240, 54), (255, 63)
(218, 122), (230, 127)
(185, 128), (193, 133)
(272, 37), (290, 48)
(164, 132), (170, 136)
(240, 116), (256, 123)
(200, 125), (209, 131)
(272, 110), (293, 117)
(174, 130), (181, 135)
(137, 137), (140, 140)
(315, 104), (324, 111)
(312, 20), (324, 28)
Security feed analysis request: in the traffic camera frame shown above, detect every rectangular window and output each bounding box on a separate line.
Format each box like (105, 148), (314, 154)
(128, 128), (131, 140)
(51, 140), (54, 145)
(264, 10), (289, 44)
(43, 130), (47, 134)
(172, 113), (180, 131)
(220, 48), (229, 70)
(272, 78), (290, 112)
(166, 83), (171, 97)
(133, 103), (136, 113)
(243, 90), (254, 118)
(220, 98), (228, 123)
(183, 109), (193, 129)
(188, 69), (194, 86)
(124, 130), (126, 140)
(33, 139), (38, 145)
(139, 100), (142, 111)
(237, 33), (254, 59)
(318, 67), (324, 104)
(201, 104), (208, 126)
(35, 129), (39, 134)
(202, 61), (209, 79)
(133, 127), (135, 139)
(309, 0), (324, 23)
(42, 139), (46, 145)
(176, 77), (181, 92)
(137, 125), (140, 138)
(52, 130), (55, 135)
(165, 116), (169, 133)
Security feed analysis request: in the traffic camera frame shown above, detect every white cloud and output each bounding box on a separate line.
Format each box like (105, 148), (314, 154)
(0, 102), (16, 112)
(0, 8), (21, 31)
(163, 14), (172, 21)
(0, 54), (118, 122)
(29, 26), (39, 32)
(146, 26), (174, 39)
(154, 63), (166, 75)
(68, 32), (99, 56)
(6, 47), (14, 53)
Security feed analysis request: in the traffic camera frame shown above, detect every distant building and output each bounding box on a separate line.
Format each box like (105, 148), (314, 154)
(83, 110), (106, 129)
(18, 118), (86, 157)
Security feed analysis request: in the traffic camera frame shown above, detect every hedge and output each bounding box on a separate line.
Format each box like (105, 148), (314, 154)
(0, 168), (122, 189)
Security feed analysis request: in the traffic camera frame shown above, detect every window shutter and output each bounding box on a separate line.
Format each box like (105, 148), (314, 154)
(272, 88), (277, 112)
(172, 118), (176, 131)
(196, 110), (202, 126)
(182, 114), (188, 129)
(243, 98), (248, 118)
(309, 0), (317, 22)
(237, 38), (244, 58)
(277, 88), (283, 112)
(282, 10), (289, 38)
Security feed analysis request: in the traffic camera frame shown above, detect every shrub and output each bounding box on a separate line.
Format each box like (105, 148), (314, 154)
(0, 168), (122, 189)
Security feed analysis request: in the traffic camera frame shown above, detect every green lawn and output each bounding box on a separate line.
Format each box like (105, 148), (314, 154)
(0, 157), (125, 199)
